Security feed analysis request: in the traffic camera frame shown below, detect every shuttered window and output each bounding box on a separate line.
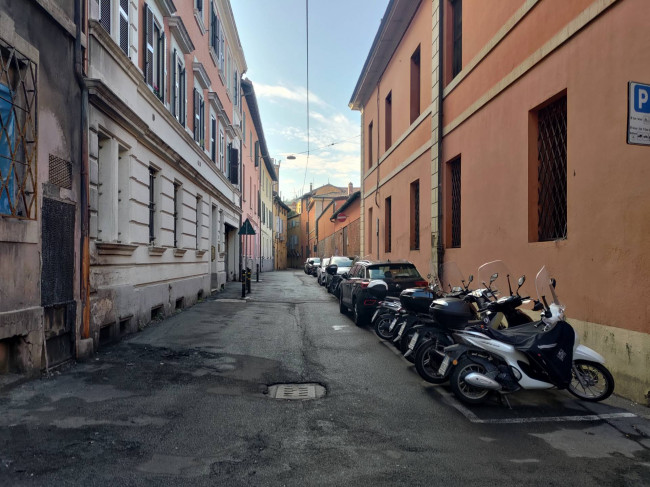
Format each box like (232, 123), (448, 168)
(119, 0), (129, 55)
(143, 4), (154, 86)
(99, 0), (111, 34)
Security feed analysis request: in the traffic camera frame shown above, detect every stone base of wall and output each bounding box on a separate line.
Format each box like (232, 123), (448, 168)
(0, 307), (44, 375)
(569, 318), (649, 406)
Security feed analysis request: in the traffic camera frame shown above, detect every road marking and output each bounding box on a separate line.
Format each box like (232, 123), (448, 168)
(471, 412), (636, 424)
(332, 325), (348, 331)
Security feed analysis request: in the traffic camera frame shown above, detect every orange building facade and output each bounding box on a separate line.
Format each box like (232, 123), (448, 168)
(352, 0), (650, 403)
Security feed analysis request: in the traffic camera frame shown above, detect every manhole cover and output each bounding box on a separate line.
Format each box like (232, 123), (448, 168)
(267, 383), (326, 400)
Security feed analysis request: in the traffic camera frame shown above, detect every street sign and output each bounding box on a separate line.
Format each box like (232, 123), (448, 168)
(238, 218), (256, 235)
(336, 213), (347, 222)
(627, 81), (650, 146)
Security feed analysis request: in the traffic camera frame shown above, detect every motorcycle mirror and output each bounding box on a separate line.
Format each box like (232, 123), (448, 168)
(490, 273), (498, 284)
(550, 278), (557, 289)
(518, 276), (525, 287)
(468, 274), (474, 284)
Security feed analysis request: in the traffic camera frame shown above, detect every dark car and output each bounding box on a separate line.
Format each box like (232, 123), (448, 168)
(304, 257), (321, 275)
(324, 256), (355, 290)
(337, 260), (428, 326)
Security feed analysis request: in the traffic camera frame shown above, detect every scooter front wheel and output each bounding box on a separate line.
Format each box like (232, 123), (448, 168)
(414, 338), (448, 384)
(374, 315), (395, 340)
(449, 358), (490, 405)
(567, 360), (614, 402)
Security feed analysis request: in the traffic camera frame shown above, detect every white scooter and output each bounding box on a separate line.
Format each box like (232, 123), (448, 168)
(439, 266), (614, 405)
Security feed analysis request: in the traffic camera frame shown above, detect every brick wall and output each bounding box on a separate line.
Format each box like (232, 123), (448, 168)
(317, 218), (360, 258)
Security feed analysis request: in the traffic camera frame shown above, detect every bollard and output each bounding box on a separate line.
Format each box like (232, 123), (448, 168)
(256, 263), (259, 282)
(241, 268), (246, 298)
(246, 267), (251, 293)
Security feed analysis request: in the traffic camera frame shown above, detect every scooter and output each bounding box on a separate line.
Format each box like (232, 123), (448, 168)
(440, 266), (615, 406)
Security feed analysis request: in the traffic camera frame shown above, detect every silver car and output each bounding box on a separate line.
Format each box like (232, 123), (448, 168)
(316, 258), (331, 285)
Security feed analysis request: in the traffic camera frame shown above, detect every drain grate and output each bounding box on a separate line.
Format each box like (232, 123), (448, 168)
(267, 383), (326, 400)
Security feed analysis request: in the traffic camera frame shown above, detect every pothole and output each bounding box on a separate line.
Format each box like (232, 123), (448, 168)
(267, 383), (326, 400)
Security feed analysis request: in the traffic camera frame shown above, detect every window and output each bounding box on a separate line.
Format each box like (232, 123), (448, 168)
(249, 131), (253, 157)
(148, 167), (157, 244)
(385, 196), (392, 253)
(193, 88), (204, 147)
(173, 182), (181, 247)
(195, 0), (203, 15)
(171, 50), (186, 125)
(410, 45), (421, 124)
(229, 145), (239, 185)
(99, 0), (111, 33)
(195, 195), (202, 250)
(219, 127), (225, 171)
(119, 0), (129, 55)
(535, 95), (567, 241)
(254, 140), (260, 167)
(0, 38), (37, 219)
(210, 2), (219, 54)
(410, 180), (420, 250)
(451, 0), (462, 78)
(210, 117), (216, 162)
(367, 121), (373, 169)
(218, 19), (225, 71)
(385, 91), (392, 151)
(450, 157), (461, 248)
(143, 5), (165, 101)
(226, 141), (231, 179)
(243, 113), (246, 144)
(367, 207), (373, 254)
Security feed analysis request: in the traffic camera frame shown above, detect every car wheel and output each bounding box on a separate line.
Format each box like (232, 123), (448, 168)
(353, 299), (365, 327)
(339, 292), (346, 314)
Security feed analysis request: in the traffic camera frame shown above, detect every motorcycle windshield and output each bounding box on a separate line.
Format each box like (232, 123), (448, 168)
(535, 266), (562, 307)
(477, 260), (512, 297)
(440, 262), (465, 292)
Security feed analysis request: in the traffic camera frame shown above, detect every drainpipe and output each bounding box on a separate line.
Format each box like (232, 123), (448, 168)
(436, 0), (445, 278)
(74, 0), (90, 342)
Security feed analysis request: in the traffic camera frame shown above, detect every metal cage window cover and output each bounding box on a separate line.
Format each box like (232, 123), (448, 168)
(450, 157), (461, 248)
(0, 39), (37, 219)
(537, 96), (567, 241)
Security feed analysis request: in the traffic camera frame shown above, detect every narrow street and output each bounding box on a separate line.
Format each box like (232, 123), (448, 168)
(1, 270), (648, 486)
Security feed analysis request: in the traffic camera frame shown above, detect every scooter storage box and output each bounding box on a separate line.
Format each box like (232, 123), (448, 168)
(400, 288), (435, 313)
(429, 297), (474, 329)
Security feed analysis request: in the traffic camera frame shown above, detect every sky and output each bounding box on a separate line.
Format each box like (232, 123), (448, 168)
(231, 0), (388, 202)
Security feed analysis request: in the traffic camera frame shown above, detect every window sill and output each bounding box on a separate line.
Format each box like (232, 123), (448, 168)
(196, 249), (207, 257)
(173, 248), (187, 257)
(194, 9), (206, 35)
(96, 242), (138, 256)
(209, 47), (218, 67)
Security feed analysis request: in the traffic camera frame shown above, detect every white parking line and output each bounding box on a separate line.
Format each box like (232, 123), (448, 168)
(472, 412), (636, 424)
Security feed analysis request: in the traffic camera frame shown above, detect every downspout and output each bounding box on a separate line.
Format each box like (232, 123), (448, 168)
(437, 0), (445, 278)
(74, 0), (90, 341)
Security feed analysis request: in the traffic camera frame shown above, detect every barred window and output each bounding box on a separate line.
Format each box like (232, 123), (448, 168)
(148, 167), (156, 244)
(385, 196), (392, 253)
(451, 0), (462, 78)
(450, 157), (461, 248)
(537, 96), (567, 241)
(410, 180), (420, 250)
(0, 39), (37, 219)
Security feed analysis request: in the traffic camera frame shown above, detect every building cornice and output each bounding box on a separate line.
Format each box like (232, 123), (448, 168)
(156, 0), (177, 17)
(193, 61), (212, 89)
(167, 16), (194, 54)
(349, 0), (422, 110)
(218, 0), (247, 73)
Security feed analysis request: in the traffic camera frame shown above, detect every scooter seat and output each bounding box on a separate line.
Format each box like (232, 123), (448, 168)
(471, 322), (544, 349)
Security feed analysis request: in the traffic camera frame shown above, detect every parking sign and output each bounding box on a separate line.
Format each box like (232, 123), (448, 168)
(628, 81), (650, 145)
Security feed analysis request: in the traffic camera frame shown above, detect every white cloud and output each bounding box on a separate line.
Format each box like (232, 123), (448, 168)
(254, 83), (327, 107)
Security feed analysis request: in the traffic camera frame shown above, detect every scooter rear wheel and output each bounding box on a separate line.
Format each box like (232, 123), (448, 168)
(449, 358), (490, 404)
(414, 338), (448, 384)
(374, 315), (395, 340)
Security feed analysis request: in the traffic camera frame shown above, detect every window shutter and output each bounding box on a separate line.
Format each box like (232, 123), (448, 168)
(229, 147), (239, 185)
(144, 4), (154, 85)
(171, 49), (177, 117)
(254, 141), (259, 167)
(180, 67), (186, 126)
(200, 98), (205, 148)
(193, 88), (199, 141)
(119, 0), (129, 55)
(99, 0), (111, 33)
(196, 0), (203, 11)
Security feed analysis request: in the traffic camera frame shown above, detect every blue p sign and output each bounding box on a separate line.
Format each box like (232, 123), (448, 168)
(635, 84), (650, 113)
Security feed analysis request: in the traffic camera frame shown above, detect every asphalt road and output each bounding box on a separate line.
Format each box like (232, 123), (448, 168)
(1, 270), (649, 486)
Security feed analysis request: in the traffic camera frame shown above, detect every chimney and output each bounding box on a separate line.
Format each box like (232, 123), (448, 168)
(310, 182), (313, 193)
(348, 182), (353, 195)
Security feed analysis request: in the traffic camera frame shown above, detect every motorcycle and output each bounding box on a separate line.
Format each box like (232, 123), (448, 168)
(408, 261), (534, 382)
(440, 266), (615, 405)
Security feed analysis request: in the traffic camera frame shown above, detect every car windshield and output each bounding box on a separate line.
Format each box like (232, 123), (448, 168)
(368, 264), (420, 279)
(331, 257), (353, 267)
(321, 258), (330, 267)
(312, 258), (321, 264)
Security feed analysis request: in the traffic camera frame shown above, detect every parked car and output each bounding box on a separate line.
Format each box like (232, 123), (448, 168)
(323, 256), (355, 290)
(316, 258), (331, 285)
(336, 260), (428, 326)
(304, 257), (321, 275)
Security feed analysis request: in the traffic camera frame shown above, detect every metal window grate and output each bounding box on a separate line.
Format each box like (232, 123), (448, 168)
(450, 158), (461, 248)
(49, 154), (72, 189)
(0, 39), (38, 219)
(411, 180), (420, 250)
(537, 96), (567, 241)
(452, 0), (463, 77)
(99, 0), (111, 33)
(149, 167), (156, 244)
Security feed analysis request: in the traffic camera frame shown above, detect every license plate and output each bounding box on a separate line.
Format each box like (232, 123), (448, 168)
(389, 318), (398, 332)
(438, 355), (451, 376)
(371, 309), (380, 323)
(408, 332), (419, 350)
